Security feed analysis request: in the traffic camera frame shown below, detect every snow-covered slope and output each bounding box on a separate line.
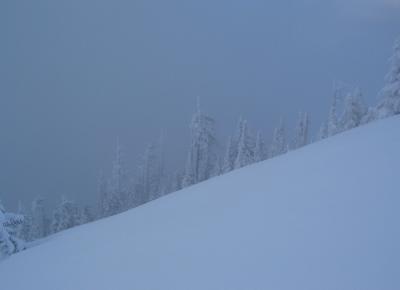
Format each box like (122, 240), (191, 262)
(1, 117), (400, 290)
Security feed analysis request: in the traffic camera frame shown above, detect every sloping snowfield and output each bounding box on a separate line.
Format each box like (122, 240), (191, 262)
(1, 117), (400, 290)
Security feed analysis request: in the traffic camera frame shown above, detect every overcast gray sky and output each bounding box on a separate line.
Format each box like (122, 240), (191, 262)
(0, 0), (399, 209)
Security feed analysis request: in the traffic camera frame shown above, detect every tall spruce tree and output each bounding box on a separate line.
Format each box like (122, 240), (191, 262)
(15, 201), (31, 241)
(340, 87), (366, 131)
(78, 206), (94, 225)
(328, 85), (339, 137)
(30, 197), (48, 240)
(269, 118), (287, 158)
(169, 171), (183, 193)
(317, 121), (328, 141)
(254, 131), (266, 163)
(222, 117), (245, 173)
(234, 119), (255, 169)
(108, 138), (128, 214)
(376, 37), (400, 118)
(222, 136), (236, 174)
(51, 197), (79, 234)
(97, 171), (110, 218)
(141, 141), (163, 202)
(182, 100), (218, 187)
(293, 112), (310, 149)
(0, 200), (24, 256)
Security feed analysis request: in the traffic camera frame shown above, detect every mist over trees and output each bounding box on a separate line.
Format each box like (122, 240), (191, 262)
(1, 36), (400, 257)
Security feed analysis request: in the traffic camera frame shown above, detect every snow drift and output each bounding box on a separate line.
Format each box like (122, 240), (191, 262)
(1, 117), (399, 290)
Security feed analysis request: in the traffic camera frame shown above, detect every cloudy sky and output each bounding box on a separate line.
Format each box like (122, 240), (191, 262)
(0, 0), (399, 209)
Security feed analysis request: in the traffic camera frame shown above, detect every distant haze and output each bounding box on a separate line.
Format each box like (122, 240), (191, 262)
(0, 0), (399, 209)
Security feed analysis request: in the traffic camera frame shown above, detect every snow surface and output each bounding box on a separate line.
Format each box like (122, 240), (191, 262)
(1, 117), (400, 290)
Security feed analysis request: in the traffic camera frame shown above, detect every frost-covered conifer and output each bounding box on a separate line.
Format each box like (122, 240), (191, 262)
(254, 132), (266, 163)
(141, 142), (163, 202)
(317, 121), (328, 141)
(157, 133), (166, 194)
(51, 197), (79, 233)
(169, 171), (183, 193)
(234, 119), (255, 169)
(30, 197), (48, 240)
(340, 88), (366, 131)
(269, 119), (287, 158)
(328, 87), (339, 137)
(108, 139), (128, 214)
(293, 112), (310, 149)
(222, 136), (236, 174)
(182, 151), (196, 188)
(0, 200), (24, 256)
(97, 171), (110, 218)
(182, 100), (218, 186)
(222, 117), (246, 173)
(78, 206), (94, 225)
(15, 201), (31, 241)
(210, 157), (222, 177)
(132, 173), (147, 206)
(376, 37), (400, 118)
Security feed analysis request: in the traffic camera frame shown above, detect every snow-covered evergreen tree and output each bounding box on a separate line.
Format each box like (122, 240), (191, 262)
(15, 201), (31, 241)
(317, 121), (328, 141)
(340, 87), (366, 131)
(157, 132), (166, 194)
(182, 100), (218, 187)
(222, 136), (236, 174)
(210, 157), (222, 177)
(51, 197), (79, 234)
(293, 112), (310, 149)
(234, 119), (255, 169)
(124, 178), (138, 208)
(222, 117), (246, 173)
(168, 171), (183, 193)
(375, 37), (400, 118)
(132, 172), (147, 206)
(182, 152), (195, 188)
(15, 201), (24, 240)
(269, 119), (287, 158)
(78, 206), (93, 225)
(0, 200), (24, 256)
(30, 197), (48, 240)
(108, 139), (129, 214)
(254, 132), (266, 163)
(327, 87), (339, 137)
(97, 171), (111, 218)
(141, 142), (163, 202)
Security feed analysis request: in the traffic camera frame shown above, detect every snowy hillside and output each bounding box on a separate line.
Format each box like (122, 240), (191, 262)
(1, 117), (400, 290)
